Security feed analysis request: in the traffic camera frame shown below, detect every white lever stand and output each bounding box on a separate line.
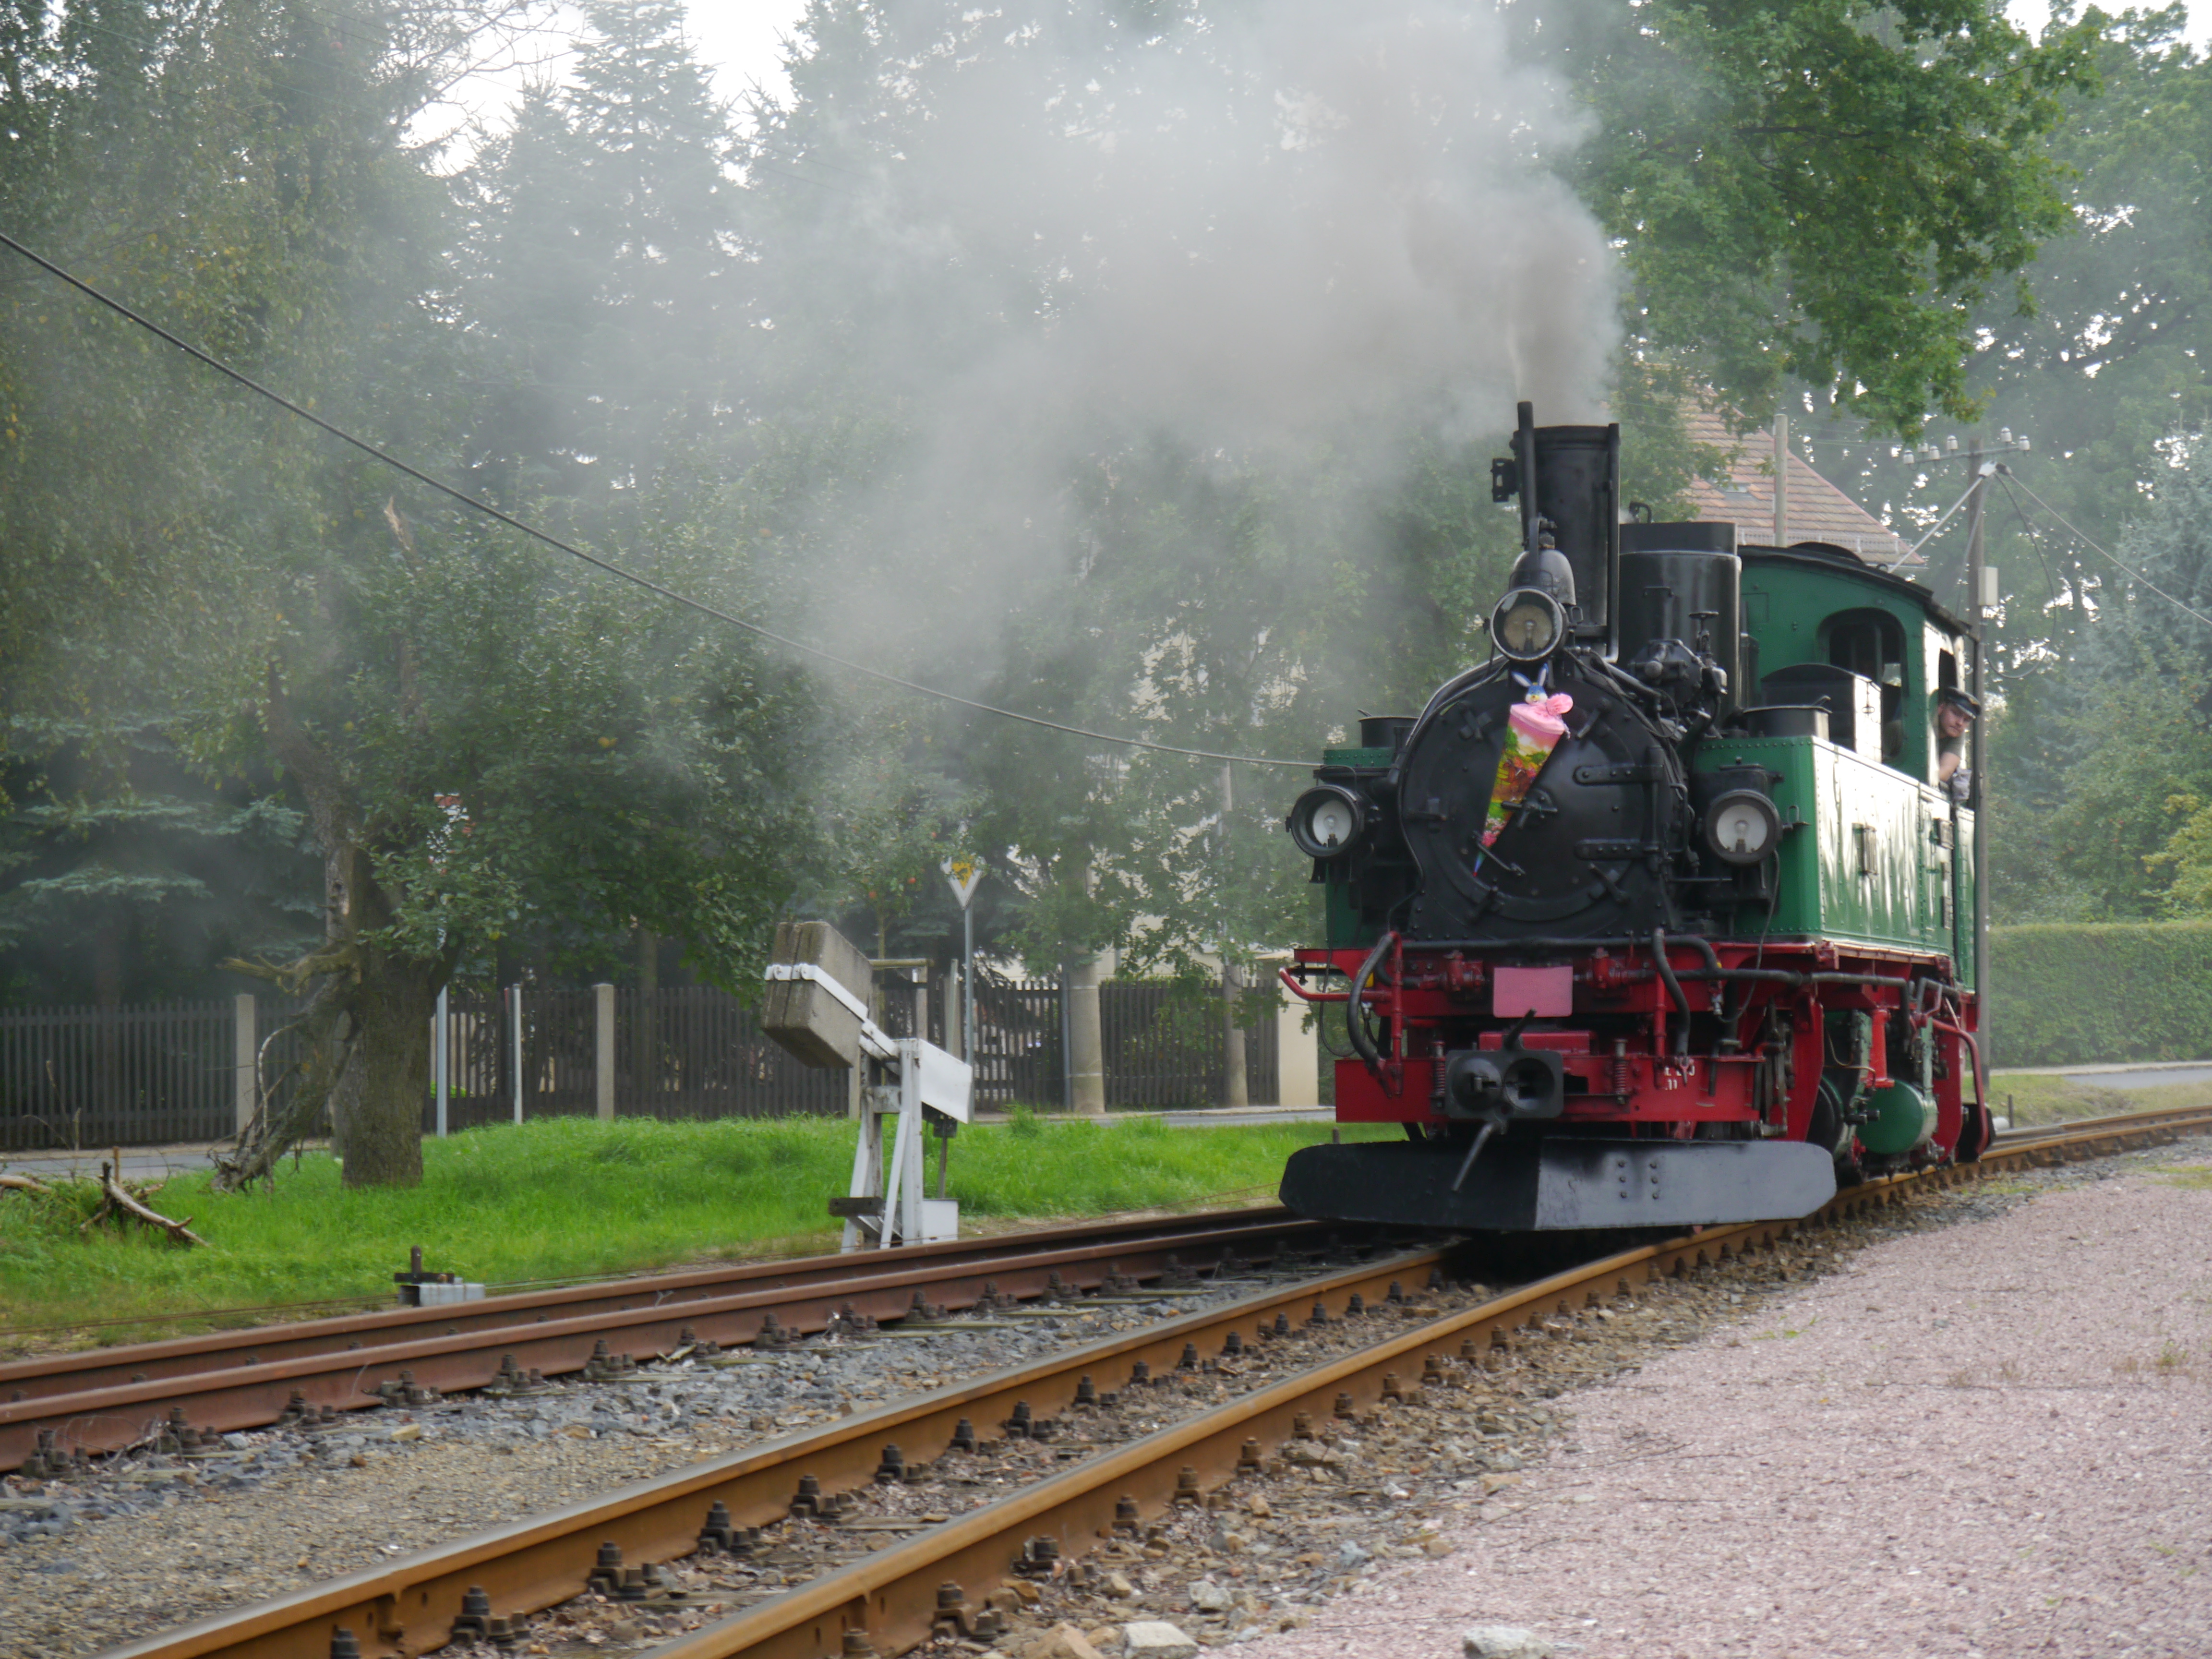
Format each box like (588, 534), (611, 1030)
(842, 1036), (971, 1253)
(762, 940), (973, 1253)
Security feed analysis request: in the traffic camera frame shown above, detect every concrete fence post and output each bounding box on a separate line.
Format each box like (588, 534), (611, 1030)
(233, 993), (258, 1132)
(1275, 980), (1321, 1107)
(594, 983), (616, 1121)
(1221, 961), (1250, 1110)
(1068, 956), (1106, 1116)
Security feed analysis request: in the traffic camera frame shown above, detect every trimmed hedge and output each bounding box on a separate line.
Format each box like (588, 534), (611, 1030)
(1991, 922), (2212, 1069)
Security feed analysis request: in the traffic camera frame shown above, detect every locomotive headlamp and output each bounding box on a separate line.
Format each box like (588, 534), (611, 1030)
(1287, 784), (1368, 859)
(1705, 789), (1782, 866)
(1491, 588), (1565, 662)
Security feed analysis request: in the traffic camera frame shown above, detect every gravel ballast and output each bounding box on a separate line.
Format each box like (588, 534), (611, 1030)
(8, 1146), (2209, 1659)
(0, 1278), (1298, 1659)
(1221, 1153), (2212, 1659)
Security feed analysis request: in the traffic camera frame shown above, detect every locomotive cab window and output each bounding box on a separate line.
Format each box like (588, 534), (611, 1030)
(1823, 609), (1908, 765)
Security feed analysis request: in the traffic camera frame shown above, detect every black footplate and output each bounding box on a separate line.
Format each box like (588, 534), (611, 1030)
(1280, 1135), (1837, 1231)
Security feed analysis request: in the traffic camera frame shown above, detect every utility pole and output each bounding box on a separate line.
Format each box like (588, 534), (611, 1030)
(1772, 410), (1790, 547)
(1965, 438), (1991, 1063)
(1220, 763), (1249, 1110)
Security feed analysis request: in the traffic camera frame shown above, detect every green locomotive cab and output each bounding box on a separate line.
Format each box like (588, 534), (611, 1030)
(1705, 544), (1978, 988)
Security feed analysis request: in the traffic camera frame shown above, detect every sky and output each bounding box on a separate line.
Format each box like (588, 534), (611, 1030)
(2012, 0), (2211, 45)
(459, 1), (2210, 141)
(683, 1), (802, 106)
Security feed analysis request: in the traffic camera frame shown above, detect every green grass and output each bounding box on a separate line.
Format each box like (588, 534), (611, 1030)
(1991, 1073), (2212, 1126)
(0, 1114), (1389, 1347)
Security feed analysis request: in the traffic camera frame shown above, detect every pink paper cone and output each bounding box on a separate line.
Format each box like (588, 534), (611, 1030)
(1480, 693), (1574, 848)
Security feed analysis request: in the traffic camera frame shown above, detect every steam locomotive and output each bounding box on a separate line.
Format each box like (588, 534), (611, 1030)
(1278, 406), (1990, 1232)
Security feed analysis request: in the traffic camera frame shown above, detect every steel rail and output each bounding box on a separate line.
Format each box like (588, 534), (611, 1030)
(89, 1103), (2212, 1659)
(1996, 1103), (2212, 1141)
(95, 1246), (1458, 1659)
(635, 1101), (2212, 1659)
(0, 1209), (1357, 1471)
(1, 1205), (1300, 1397)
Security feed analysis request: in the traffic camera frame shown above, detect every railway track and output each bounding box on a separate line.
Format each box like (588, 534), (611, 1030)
(74, 1101), (2212, 1659)
(0, 1207), (1394, 1475)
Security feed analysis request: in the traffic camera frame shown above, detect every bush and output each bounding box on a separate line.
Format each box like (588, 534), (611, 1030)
(1992, 922), (2212, 1068)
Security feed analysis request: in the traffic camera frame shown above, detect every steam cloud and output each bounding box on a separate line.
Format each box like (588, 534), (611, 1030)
(756, 0), (1618, 668)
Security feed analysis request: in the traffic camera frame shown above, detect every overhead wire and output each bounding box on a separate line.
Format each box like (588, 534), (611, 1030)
(2004, 470), (2212, 632)
(1900, 469), (1991, 560)
(1990, 473), (2064, 612)
(0, 228), (1310, 770)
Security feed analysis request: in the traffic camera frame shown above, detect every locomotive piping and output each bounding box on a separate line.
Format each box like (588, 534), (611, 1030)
(1447, 1119), (1498, 1192)
(1343, 930), (1398, 1076)
(1651, 928), (1693, 1055)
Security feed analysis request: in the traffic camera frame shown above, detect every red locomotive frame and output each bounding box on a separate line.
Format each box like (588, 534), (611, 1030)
(1285, 935), (1991, 1166)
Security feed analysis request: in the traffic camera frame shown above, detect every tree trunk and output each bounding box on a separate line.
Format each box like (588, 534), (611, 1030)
(246, 665), (440, 1188)
(340, 949), (434, 1188)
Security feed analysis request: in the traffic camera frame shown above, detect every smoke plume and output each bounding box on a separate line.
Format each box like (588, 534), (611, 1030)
(752, 0), (1618, 673)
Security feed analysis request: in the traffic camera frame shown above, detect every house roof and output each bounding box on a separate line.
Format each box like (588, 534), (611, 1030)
(1679, 409), (1914, 566)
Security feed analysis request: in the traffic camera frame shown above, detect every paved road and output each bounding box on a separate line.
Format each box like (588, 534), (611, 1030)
(1, 1145), (236, 1180)
(1992, 1059), (2212, 1091)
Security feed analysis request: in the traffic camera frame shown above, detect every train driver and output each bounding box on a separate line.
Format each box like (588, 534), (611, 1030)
(1936, 687), (1980, 802)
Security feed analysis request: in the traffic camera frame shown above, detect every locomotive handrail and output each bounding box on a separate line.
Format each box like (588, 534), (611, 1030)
(1295, 933), (1927, 993)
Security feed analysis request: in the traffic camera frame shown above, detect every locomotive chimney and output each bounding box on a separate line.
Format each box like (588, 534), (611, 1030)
(1496, 405), (1622, 656)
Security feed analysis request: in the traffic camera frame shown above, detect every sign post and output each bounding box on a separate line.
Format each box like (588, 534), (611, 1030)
(941, 856), (984, 1064)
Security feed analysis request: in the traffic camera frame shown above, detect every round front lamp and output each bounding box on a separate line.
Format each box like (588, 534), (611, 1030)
(1287, 784), (1368, 859)
(1705, 790), (1781, 865)
(1491, 588), (1566, 663)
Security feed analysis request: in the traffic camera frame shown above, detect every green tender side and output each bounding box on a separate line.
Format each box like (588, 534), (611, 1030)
(1321, 746), (1395, 949)
(1324, 866), (1365, 950)
(1694, 734), (1975, 981)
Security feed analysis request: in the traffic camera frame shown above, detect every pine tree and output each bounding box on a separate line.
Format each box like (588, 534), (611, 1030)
(462, 0), (745, 515)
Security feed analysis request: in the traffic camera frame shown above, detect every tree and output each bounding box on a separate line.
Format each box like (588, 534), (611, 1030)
(1556, 0), (2096, 433)
(0, 2), (810, 1186)
(1773, 11), (2212, 923)
(2047, 444), (2212, 915)
(459, 0), (746, 513)
(703, 0), (2108, 1033)
(0, 721), (316, 1009)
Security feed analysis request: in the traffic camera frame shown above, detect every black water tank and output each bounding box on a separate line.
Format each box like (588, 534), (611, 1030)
(1358, 715), (1417, 753)
(1761, 663), (1882, 757)
(1617, 523), (1742, 703)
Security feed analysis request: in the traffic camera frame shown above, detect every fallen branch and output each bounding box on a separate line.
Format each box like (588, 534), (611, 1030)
(0, 1172), (49, 1195)
(84, 1160), (206, 1247)
(212, 973), (356, 1193)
